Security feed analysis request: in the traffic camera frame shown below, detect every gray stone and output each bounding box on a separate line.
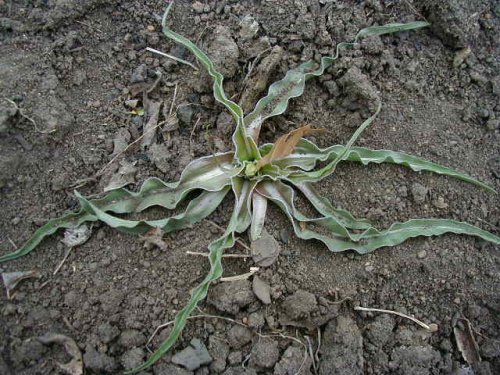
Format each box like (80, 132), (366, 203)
(177, 103), (195, 126)
(120, 347), (145, 370)
(227, 325), (253, 349)
(411, 182), (428, 203)
(251, 232), (281, 267)
(223, 368), (258, 375)
(208, 280), (255, 314)
(252, 276), (271, 304)
(247, 311), (265, 329)
(192, 1), (204, 14)
(11, 339), (47, 365)
(83, 346), (118, 373)
(119, 330), (146, 348)
(390, 345), (441, 373)
(366, 315), (395, 348)
(172, 338), (212, 371)
(208, 336), (229, 373)
(97, 322), (120, 344)
(320, 316), (363, 375)
(282, 290), (317, 321)
(0, 105), (17, 134)
(239, 15), (259, 40)
(338, 66), (380, 115)
(249, 338), (280, 369)
(216, 111), (234, 135)
(227, 351), (243, 365)
(486, 119), (499, 131)
(207, 26), (239, 78)
(274, 345), (313, 375)
(130, 64), (147, 83)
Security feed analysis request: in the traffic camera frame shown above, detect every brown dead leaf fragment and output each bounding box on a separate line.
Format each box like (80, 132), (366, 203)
(2, 270), (41, 299)
(454, 317), (481, 366)
(37, 333), (83, 375)
(256, 124), (326, 170)
(140, 227), (168, 251)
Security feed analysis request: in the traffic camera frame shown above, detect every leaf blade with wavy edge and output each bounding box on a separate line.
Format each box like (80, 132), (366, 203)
(294, 181), (371, 230)
(0, 211), (97, 262)
(257, 180), (500, 254)
(244, 21), (429, 141)
(0, 154), (237, 262)
(289, 103), (382, 183)
(255, 180), (356, 240)
(269, 139), (496, 194)
(127, 177), (257, 374)
(161, 3), (259, 161)
(75, 188), (230, 235)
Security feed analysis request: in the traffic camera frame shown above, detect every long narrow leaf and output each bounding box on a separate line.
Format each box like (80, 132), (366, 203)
(274, 140), (496, 194)
(161, 3), (259, 161)
(258, 181), (500, 254)
(0, 211), (97, 262)
(126, 232), (235, 374)
(0, 154), (237, 262)
(128, 177), (256, 374)
(294, 181), (371, 230)
(244, 21), (429, 141)
(75, 188), (230, 235)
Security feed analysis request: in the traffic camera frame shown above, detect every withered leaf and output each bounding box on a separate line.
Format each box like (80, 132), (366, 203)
(256, 124), (325, 170)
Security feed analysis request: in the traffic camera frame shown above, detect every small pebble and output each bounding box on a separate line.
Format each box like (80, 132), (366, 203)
(365, 265), (375, 272)
(433, 197), (448, 209)
(417, 250), (427, 259)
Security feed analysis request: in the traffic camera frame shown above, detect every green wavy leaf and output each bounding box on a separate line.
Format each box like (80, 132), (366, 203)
(258, 180), (500, 254)
(272, 139), (496, 194)
(75, 188), (230, 235)
(161, 3), (259, 161)
(244, 21), (429, 141)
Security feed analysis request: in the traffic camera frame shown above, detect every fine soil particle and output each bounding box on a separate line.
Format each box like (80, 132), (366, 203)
(0, 0), (499, 374)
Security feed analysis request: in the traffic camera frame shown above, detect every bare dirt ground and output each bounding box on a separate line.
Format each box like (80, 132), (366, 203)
(1, 0), (499, 374)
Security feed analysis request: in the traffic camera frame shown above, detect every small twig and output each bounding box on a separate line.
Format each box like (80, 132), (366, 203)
(315, 327), (321, 365)
(146, 47), (198, 70)
(146, 70), (163, 95)
(4, 97), (53, 134)
(168, 83), (178, 117)
(6, 236), (18, 250)
(354, 305), (438, 332)
(305, 335), (318, 375)
(53, 247), (74, 276)
(189, 115), (202, 156)
(220, 267), (259, 282)
(75, 20), (103, 33)
(186, 251), (250, 258)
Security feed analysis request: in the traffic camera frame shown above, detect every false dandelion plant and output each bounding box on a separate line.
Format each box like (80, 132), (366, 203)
(1, 4), (499, 373)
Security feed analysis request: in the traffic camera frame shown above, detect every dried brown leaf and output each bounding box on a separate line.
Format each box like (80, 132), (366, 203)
(37, 333), (83, 375)
(2, 270), (41, 299)
(256, 124), (325, 169)
(454, 317), (481, 366)
(140, 227), (168, 251)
